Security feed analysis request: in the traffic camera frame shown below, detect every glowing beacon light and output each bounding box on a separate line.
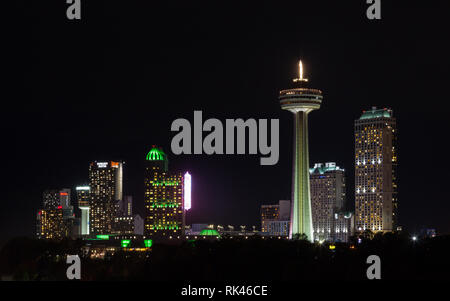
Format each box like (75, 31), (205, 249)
(184, 172), (191, 210)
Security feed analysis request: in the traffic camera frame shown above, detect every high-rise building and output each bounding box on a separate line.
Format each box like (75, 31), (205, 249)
(37, 188), (73, 239)
(76, 186), (90, 235)
(42, 188), (71, 209)
(144, 147), (185, 239)
(261, 200), (290, 235)
(355, 107), (397, 232)
(89, 161), (124, 235)
(36, 208), (66, 239)
(310, 163), (346, 242)
(279, 60), (322, 241)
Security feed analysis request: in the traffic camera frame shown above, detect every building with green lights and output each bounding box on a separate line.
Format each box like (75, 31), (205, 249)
(89, 161), (124, 235)
(355, 107), (397, 232)
(144, 147), (185, 240)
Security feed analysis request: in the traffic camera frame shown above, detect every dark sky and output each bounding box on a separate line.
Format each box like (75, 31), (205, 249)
(3, 0), (450, 246)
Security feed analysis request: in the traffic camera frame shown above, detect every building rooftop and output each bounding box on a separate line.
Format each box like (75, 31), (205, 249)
(359, 107), (392, 120)
(146, 146), (166, 161)
(310, 162), (344, 174)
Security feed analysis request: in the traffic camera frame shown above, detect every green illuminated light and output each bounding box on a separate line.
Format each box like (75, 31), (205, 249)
(121, 239), (131, 247)
(199, 229), (220, 237)
(146, 147), (166, 161)
(96, 235), (110, 240)
(152, 181), (180, 186)
(144, 239), (153, 248)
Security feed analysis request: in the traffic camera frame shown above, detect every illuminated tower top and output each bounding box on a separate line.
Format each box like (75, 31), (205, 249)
(293, 60), (309, 83)
(146, 146), (168, 172)
(279, 60), (323, 113)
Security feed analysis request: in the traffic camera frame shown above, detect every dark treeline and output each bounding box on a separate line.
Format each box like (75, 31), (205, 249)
(1, 233), (450, 281)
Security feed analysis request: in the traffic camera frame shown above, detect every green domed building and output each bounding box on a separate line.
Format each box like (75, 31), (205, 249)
(144, 146), (184, 240)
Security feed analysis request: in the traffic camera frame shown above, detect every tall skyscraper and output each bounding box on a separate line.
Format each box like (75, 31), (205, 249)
(310, 162), (346, 242)
(279, 60), (322, 241)
(76, 186), (90, 235)
(89, 161), (124, 235)
(355, 107), (397, 232)
(144, 147), (185, 239)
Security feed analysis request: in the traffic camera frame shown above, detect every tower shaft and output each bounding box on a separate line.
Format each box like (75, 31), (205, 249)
(290, 111), (313, 240)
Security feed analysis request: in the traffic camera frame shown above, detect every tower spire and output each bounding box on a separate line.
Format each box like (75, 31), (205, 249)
(293, 60), (309, 83)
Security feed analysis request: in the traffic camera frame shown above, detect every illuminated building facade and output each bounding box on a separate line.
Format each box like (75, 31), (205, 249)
(89, 161), (124, 235)
(144, 147), (185, 239)
(76, 186), (90, 235)
(333, 212), (354, 243)
(265, 221), (290, 236)
(310, 163), (345, 241)
(43, 188), (71, 209)
(279, 60), (322, 241)
(36, 208), (67, 239)
(37, 188), (73, 239)
(261, 205), (279, 233)
(355, 107), (397, 232)
(261, 200), (290, 235)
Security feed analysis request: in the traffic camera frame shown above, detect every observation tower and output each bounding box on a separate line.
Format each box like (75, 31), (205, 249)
(279, 60), (323, 241)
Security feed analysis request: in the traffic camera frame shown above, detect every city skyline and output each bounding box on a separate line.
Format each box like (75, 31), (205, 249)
(3, 1), (450, 247)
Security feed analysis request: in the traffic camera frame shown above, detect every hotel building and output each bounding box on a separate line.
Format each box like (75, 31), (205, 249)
(89, 161), (124, 235)
(310, 162), (346, 242)
(355, 107), (397, 232)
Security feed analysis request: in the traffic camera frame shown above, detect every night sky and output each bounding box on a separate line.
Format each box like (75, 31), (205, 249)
(3, 1), (450, 246)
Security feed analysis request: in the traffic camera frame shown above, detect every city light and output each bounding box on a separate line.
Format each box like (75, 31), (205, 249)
(144, 239), (153, 248)
(96, 162), (108, 168)
(121, 240), (131, 247)
(76, 186), (90, 191)
(412, 236), (417, 241)
(184, 172), (191, 210)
